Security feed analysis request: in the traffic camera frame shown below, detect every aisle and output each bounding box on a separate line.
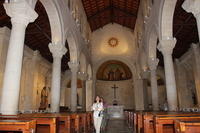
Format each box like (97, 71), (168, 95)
(105, 118), (133, 133)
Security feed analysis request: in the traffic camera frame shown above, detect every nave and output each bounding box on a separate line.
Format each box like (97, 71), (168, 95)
(106, 118), (132, 133)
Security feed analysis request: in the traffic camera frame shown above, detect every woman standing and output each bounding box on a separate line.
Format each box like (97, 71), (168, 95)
(92, 96), (104, 133)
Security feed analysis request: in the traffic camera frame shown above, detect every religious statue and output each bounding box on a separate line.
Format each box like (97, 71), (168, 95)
(107, 69), (115, 80)
(39, 87), (48, 110)
(115, 68), (121, 80)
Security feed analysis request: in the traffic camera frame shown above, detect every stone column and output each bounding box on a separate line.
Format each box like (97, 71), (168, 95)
(134, 77), (145, 110)
(149, 58), (159, 111)
(0, 1), (38, 115)
(49, 43), (67, 112)
(183, 0), (200, 40)
(86, 79), (93, 111)
(158, 37), (178, 111)
(68, 62), (79, 112)
(191, 44), (200, 107)
(78, 72), (88, 111)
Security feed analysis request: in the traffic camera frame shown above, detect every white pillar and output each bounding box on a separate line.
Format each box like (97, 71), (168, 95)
(149, 58), (159, 111)
(68, 62), (79, 112)
(49, 43), (67, 112)
(86, 80), (93, 111)
(191, 44), (200, 107)
(0, 1), (38, 115)
(134, 78), (145, 110)
(158, 37), (178, 111)
(78, 72), (88, 111)
(182, 0), (200, 40)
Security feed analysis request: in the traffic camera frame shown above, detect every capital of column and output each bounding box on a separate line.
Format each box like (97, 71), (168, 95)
(68, 62), (79, 73)
(4, 0), (38, 26)
(182, 0), (200, 18)
(157, 37), (176, 55)
(149, 58), (159, 71)
(48, 43), (67, 58)
(78, 72), (88, 80)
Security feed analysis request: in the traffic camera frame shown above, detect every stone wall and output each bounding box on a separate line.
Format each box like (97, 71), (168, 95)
(90, 23), (136, 109)
(96, 79), (134, 109)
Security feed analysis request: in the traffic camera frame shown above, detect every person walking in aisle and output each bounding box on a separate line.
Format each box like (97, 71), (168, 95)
(100, 97), (108, 132)
(92, 96), (104, 133)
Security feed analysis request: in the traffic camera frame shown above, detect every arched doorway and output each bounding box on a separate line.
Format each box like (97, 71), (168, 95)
(96, 60), (134, 109)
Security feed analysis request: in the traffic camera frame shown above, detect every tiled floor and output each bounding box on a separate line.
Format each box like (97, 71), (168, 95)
(105, 118), (133, 133)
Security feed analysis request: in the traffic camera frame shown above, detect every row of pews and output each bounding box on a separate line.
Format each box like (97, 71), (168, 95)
(125, 111), (200, 133)
(0, 112), (94, 133)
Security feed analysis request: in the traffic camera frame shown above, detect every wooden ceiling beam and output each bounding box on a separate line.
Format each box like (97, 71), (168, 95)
(174, 15), (193, 36)
(94, 0), (103, 28)
(33, 23), (51, 41)
(123, 0), (128, 27)
(88, 5), (136, 20)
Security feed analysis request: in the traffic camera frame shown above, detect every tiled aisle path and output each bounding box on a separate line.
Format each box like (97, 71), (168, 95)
(105, 118), (133, 133)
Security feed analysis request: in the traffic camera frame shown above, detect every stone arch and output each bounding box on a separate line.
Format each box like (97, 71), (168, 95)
(79, 53), (87, 73)
(147, 25), (158, 59)
(94, 57), (136, 79)
(65, 29), (79, 63)
(39, 0), (63, 43)
(159, 0), (177, 39)
(96, 60), (132, 81)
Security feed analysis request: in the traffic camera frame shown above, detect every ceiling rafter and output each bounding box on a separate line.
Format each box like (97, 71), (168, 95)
(82, 0), (139, 31)
(94, 0), (103, 28)
(88, 5), (137, 20)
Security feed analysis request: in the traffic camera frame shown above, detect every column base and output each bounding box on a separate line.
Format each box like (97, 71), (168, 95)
(1, 110), (18, 115)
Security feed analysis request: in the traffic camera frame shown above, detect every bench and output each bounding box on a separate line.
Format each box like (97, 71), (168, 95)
(175, 120), (200, 133)
(154, 113), (200, 133)
(0, 119), (36, 133)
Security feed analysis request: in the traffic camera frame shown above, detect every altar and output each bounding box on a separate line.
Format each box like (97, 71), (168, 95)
(107, 105), (124, 118)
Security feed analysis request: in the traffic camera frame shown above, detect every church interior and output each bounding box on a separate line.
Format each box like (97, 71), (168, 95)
(0, 0), (200, 132)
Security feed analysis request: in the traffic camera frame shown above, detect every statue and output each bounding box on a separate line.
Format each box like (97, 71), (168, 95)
(107, 69), (114, 80)
(115, 68), (121, 80)
(39, 87), (48, 110)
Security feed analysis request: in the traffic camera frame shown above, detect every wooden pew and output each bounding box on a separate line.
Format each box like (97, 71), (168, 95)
(19, 113), (58, 133)
(175, 120), (200, 133)
(143, 112), (154, 133)
(0, 112), (91, 133)
(86, 112), (94, 133)
(154, 113), (200, 133)
(129, 112), (134, 128)
(133, 112), (137, 133)
(0, 119), (36, 133)
(0, 113), (58, 133)
(137, 111), (144, 133)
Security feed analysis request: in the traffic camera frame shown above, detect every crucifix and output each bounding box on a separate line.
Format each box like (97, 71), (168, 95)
(112, 84), (118, 99)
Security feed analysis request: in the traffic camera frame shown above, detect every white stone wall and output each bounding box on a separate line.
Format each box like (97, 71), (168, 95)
(96, 80), (134, 109)
(18, 46), (52, 111)
(175, 48), (197, 108)
(91, 23), (136, 61)
(90, 23), (137, 109)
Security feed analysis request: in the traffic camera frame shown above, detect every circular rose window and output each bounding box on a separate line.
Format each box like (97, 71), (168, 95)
(108, 37), (118, 47)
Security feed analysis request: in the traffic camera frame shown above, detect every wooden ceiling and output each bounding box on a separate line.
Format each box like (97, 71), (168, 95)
(0, 1), (70, 71)
(82, 0), (140, 31)
(157, 0), (199, 66)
